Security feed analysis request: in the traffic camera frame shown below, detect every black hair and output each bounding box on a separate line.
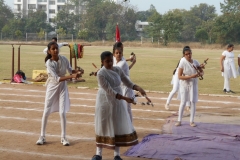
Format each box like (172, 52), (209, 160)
(182, 46), (190, 54)
(183, 47), (191, 54)
(227, 44), (234, 48)
(100, 51), (113, 68)
(113, 47), (122, 53)
(113, 42), (123, 53)
(52, 37), (57, 42)
(44, 41), (58, 63)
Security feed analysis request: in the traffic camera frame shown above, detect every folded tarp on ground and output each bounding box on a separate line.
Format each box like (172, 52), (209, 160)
(124, 122), (240, 160)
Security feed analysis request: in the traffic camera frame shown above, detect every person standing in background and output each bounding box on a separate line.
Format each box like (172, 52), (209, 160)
(220, 44), (238, 94)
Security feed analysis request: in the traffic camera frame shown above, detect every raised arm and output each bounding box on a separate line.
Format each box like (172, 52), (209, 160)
(129, 55), (136, 70)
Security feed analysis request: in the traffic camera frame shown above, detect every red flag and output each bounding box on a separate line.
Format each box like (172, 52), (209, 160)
(115, 24), (121, 42)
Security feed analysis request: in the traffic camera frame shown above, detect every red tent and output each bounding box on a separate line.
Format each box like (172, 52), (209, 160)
(115, 24), (121, 42)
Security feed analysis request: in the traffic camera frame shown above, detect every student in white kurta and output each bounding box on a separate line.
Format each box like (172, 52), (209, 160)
(220, 44), (237, 93)
(36, 42), (80, 146)
(165, 46), (190, 111)
(113, 47), (136, 122)
(175, 48), (201, 127)
(43, 37), (69, 54)
(92, 51), (146, 160)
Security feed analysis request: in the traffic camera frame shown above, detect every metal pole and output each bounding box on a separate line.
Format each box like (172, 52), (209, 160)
(11, 45), (15, 82)
(26, 33), (27, 42)
(18, 45), (21, 71)
(70, 47), (72, 68)
(72, 34), (73, 42)
(74, 56), (77, 69)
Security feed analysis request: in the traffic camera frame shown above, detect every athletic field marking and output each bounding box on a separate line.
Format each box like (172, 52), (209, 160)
(1, 87), (239, 104)
(0, 129), (94, 141)
(0, 99), (176, 114)
(0, 148), (90, 160)
(0, 108), (162, 131)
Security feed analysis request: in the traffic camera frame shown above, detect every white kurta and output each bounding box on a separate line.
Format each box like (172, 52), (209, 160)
(113, 57), (133, 98)
(222, 51), (238, 78)
(178, 57), (200, 103)
(44, 55), (72, 113)
(113, 57), (135, 117)
(95, 66), (138, 149)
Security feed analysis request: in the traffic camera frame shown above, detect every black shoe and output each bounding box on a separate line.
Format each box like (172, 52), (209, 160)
(114, 156), (123, 160)
(223, 89), (226, 93)
(92, 155), (102, 160)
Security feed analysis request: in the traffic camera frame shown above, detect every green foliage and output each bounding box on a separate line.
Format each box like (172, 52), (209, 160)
(195, 29), (208, 44)
(15, 30), (22, 41)
(0, 0), (14, 31)
(78, 28), (88, 40)
(56, 27), (67, 41)
(162, 9), (184, 45)
(37, 28), (45, 41)
(220, 0), (240, 14)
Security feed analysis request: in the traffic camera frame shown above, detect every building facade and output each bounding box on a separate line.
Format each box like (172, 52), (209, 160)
(13, 0), (79, 23)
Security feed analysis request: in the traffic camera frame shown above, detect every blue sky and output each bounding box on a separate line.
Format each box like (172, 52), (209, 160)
(5, 0), (224, 15)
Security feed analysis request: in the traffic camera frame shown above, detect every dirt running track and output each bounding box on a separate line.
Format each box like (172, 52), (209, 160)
(0, 84), (240, 160)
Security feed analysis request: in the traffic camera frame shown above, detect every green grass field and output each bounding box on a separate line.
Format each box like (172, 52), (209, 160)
(0, 44), (239, 95)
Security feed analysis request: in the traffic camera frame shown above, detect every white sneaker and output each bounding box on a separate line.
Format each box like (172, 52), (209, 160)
(61, 137), (70, 146)
(165, 104), (170, 110)
(36, 136), (46, 145)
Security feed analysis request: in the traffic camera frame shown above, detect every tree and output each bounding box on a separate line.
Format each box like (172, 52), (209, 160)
(220, 0), (240, 14)
(144, 11), (162, 42)
(78, 28), (88, 40)
(56, 27), (66, 41)
(195, 29), (208, 44)
(190, 3), (217, 21)
(38, 28), (45, 41)
(161, 9), (184, 45)
(213, 13), (240, 44)
(25, 10), (49, 33)
(15, 30), (22, 42)
(0, 0), (14, 31)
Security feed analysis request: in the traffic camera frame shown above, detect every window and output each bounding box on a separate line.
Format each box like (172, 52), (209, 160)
(49, 1), (55, 5)
(57, 0), (66, 3)
(49, 9), (55, 14)
(38, 5), (46, 11)
(28, 4), (36, 9)
(57, 5), (63, 11)
(38, 0), (47, 2)
(17, 0), (21, 2)
(49, 18), (55, 23)
(17, 4), (21, 11)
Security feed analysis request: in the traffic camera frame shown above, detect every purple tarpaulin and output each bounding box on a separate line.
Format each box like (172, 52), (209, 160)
(124, 122), (240, 160)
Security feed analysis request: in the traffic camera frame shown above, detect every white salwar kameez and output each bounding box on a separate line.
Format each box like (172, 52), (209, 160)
(40, 55), (72, 138)
(178, 57), (200, 123)
(113, 57), (134, 121)
(95, 66), (138, 149)
(222, 51), (238, 91)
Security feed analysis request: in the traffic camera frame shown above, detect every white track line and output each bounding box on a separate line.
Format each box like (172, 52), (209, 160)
(0, 99), (176, 114)
(0, 148), (90, 160)
(0, 129), (94, 141)
(1, 87), (239, 104)
(0, 108), (161, 131)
